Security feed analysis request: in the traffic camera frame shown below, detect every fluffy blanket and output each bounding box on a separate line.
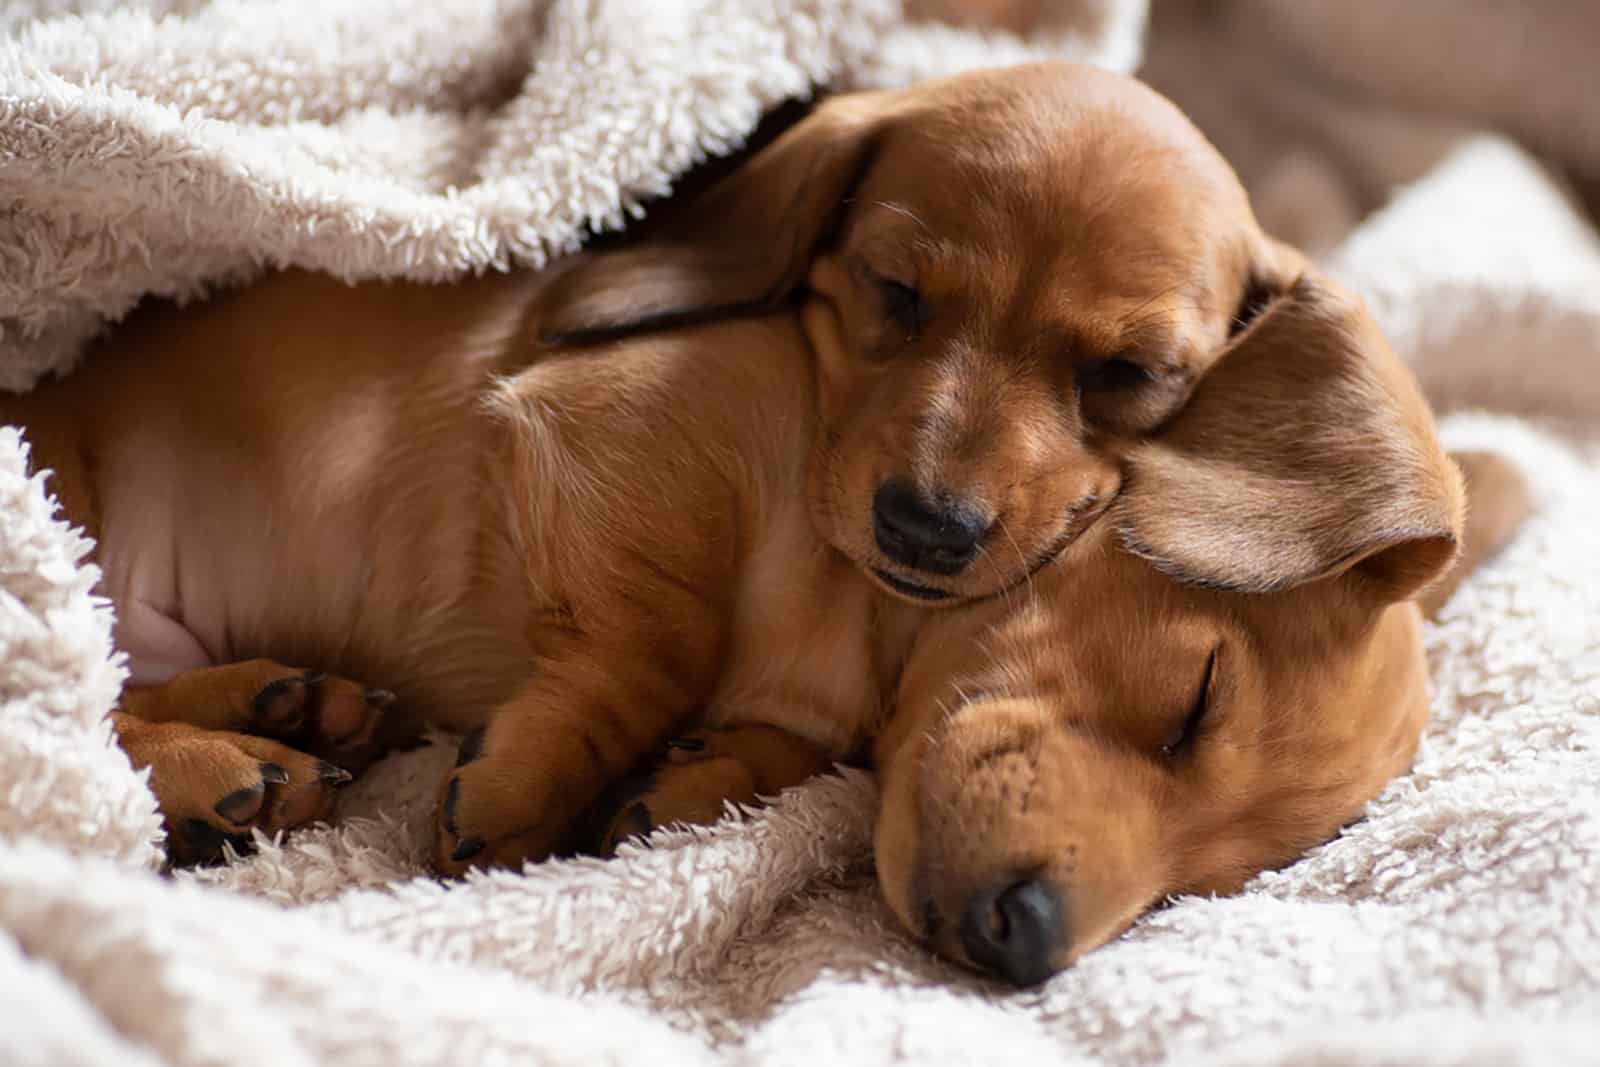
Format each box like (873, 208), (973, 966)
(2, 1), (1598, 1064)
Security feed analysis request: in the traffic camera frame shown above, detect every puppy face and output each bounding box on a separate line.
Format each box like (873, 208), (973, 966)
(874, 530), (1435, 985)
(540, 63), (1291, 604)
(873, 274), (1470, 985)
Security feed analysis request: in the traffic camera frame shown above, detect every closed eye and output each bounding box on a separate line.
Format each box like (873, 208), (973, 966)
(1160, 647), (1219, 759)
(1077, 355), (1151, 393)
(1229, 276), (1277, 337)
(876, 275), (929, 335)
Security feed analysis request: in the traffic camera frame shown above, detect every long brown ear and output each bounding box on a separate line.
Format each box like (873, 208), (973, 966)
(535, 91), (895, 344)
(1117, 270), (1465, 603)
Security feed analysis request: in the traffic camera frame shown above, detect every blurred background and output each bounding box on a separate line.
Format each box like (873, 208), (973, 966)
(922, 0), (1600, 259)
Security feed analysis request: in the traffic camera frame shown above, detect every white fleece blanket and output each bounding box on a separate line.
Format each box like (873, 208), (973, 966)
(2, 2), (1598, 1064)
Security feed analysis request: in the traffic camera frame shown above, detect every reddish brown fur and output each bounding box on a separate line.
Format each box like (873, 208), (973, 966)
(0, 63), (1530, 981)
(539, 63), (1297, 605)
(868, 281), (1535, 980)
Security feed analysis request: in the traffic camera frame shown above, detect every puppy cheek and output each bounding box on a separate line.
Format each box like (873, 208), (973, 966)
(873, 782), (923, 937)
(1003, 461), (1120, 555)
(804, 447), (843, 546)
(872, 715), (936, 936)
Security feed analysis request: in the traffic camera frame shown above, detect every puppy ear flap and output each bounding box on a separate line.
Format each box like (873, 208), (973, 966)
(1117, 269), (1465, 604)
(535, 92), (893, 344)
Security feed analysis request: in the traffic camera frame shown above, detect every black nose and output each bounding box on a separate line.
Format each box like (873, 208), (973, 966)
(872, 480), (990, 575)
(959, 880), (1066, 987)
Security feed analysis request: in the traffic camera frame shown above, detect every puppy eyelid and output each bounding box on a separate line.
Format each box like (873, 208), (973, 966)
(1076, 354), (1151, 392)
(864, 267), (929, 337)
(1160, 646), (1219, 759)
(1230, 277), (1279, 337)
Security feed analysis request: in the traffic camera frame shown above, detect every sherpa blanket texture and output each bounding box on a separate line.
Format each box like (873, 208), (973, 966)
(2, 1), (1598, 1065)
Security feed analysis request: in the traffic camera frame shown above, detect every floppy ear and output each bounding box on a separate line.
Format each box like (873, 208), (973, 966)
(1117, 270), (1465, 603)
(535, 92), (894, 344)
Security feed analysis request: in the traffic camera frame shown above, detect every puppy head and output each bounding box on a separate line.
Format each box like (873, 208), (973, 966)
(540, 62), (1293, 604)
(872, 272), (1471, 985)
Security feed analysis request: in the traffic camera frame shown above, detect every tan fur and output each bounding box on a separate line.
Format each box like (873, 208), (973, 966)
(537, 61), (1294, 605)
(108, 659), (386, 867)
(0, 63), (1530, 978)
(868, 282), (1533, 982)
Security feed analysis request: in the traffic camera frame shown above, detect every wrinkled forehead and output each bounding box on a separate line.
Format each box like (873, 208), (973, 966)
(904, 532), (1206, 679)
(852, 75), (1254, 321)
(911, 526), (1379, 720)
(906, 519), (1324, 686)
(999, 542), (1223, 666)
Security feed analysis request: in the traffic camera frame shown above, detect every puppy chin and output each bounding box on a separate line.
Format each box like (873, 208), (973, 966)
(869, 567), (959, 604)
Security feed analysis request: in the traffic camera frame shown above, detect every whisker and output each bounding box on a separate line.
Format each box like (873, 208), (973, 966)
(995, 516), (1038, 605)
(871, 200), (931, 235)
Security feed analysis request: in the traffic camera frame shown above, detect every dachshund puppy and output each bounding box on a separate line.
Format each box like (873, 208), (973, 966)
(613, 281), (1529, 986)
(1, 61), (1294, 869)
(3, 62), (1527, 988)
(868, 292), (1530, 985)
(535, 60), (1291, 606)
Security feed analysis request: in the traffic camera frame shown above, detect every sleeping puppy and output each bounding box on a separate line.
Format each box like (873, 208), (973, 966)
(613, 280), (1530, 986)
(1, 63), (1527, 982)
(868, 306), (1531, 986)
(536, 60), (1289, 606)
(0, 61), (1290, 869)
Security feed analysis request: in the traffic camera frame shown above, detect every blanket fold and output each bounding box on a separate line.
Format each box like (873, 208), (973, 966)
(2, 1), (1597, 1064)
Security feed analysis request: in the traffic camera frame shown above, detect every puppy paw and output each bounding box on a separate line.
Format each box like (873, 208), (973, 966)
(590, 732), (760, 856)
(431, 729), (564, 876)
(121, 722), (353, 868)
(582, 726), (837, 857)
(242, 665), (395, 772)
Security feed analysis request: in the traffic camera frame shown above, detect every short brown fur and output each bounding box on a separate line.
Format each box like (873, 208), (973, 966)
(0, 63), (1528, 983)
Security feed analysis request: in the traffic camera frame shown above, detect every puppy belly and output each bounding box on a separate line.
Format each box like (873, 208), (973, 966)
(117, 599), (213, 686)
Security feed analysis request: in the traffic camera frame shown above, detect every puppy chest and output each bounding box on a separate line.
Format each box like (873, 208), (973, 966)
(709, 513), (882, 755)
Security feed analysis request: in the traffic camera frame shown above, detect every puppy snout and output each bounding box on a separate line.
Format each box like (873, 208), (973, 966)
(872, 480), (990, 575)
(959, 879), (1065, 987)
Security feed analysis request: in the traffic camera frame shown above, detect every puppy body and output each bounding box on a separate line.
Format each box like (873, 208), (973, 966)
(13, 271), (540, 713)
(3, 260), (928, 844)
(0, 62), (1520, 984)
(11, 61), (1294, 870)
(3, 266), (922, 862)
(869, 278), (1534, 985)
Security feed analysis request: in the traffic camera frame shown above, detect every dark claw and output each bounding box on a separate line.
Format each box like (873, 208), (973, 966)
(318, 760), (353, 785)
(365, 688), (398, 708)
(252, 678), (308, 730)
(450, 836), (486, 862)
(455, 727), (486, 767)
(259, 761), (290, 784)
(213, 782), (265, 823)
(665, 736), (707, 753)
(443, 777), (461, 833)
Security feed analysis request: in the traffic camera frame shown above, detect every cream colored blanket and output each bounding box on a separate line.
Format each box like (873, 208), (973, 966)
(2, 2), (1598, 1064)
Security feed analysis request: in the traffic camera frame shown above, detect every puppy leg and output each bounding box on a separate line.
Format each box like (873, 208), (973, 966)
(586, 724), (835, 856)
(117, 658), (397, 772)
(433, 672), (674, 874)
(113, 660), (399, 866)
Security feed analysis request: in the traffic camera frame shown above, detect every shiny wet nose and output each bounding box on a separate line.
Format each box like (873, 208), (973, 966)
(959, 879), (1066, 987)
(872, 480), (990, 575)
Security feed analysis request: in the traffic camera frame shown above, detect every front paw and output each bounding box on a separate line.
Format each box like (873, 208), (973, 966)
(246, 667), (395, 772)
(432, 729), (564, 876)
(122, 722), (353, 868)
(591, 732), (760, 856)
